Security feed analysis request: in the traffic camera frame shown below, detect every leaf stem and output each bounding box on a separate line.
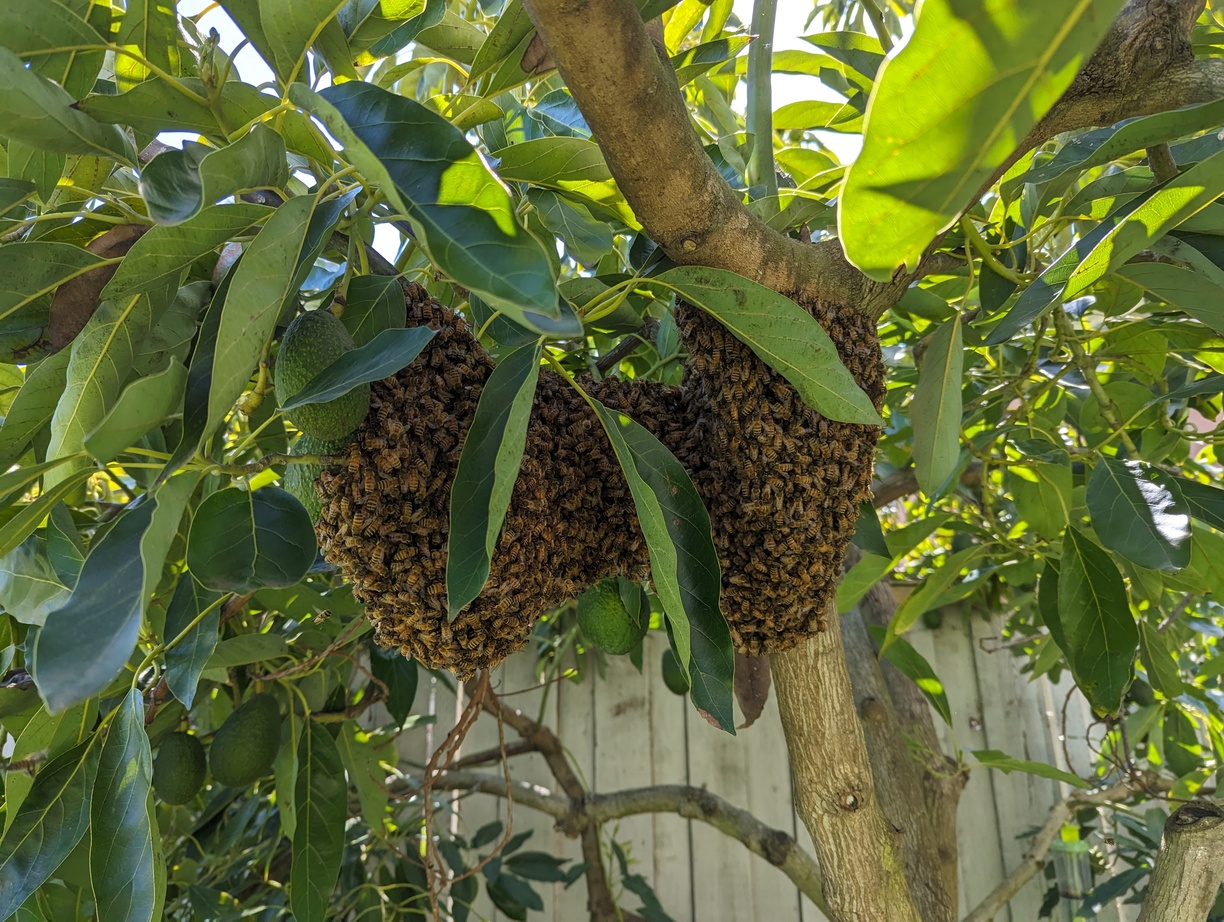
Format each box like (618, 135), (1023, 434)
(745, 0), (779, 208)
(130, 592), (231, 689)
(1051, 307), (1138, 453)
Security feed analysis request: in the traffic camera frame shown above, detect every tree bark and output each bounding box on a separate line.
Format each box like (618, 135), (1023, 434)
(1136, 803), (1224, 922)
(772, 607), (923, 922)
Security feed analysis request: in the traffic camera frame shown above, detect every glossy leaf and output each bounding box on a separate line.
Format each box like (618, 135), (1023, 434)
(0, 48), (135, 162)
(291, 719), (347, 922)
(84, 358), (187, 463)
(0, 740), (100, 919)
(874, 631), (952, 726)
(1087, 457), (1191, 572)
(0, 243), (105, 363)
(32, 499), (156, 713)
(0, 535), (71, 627)
(102, 204), (271, 300)
(589, 400), (733, 733)
(340, 274), (407, 346)
(368, 643), (418, 726)
(840, 0), (1123, 278)
(364, 0), (444, 57)
(186, 486), (316, 593)
(140, 125), (288, 225)
(655, 267), (881, 425)
(1056, 527), (1137, 716)
(91, 690), (159, 922)
(206, 192), (349, 444)
(163, 576), (222, 708)
(0, 351), (69, 468)
(1174, 476), (1224, 532)
(447, 341), (541, 618)
(910, 314), (963, 495)
(1063, 147), (1224, 299)
(45, 292), (165, 493)
(293, 82), (560, 325)
(278, 326), (437, 412)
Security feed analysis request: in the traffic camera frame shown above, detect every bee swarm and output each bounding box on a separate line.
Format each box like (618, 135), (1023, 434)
(313, 283), (884, 676)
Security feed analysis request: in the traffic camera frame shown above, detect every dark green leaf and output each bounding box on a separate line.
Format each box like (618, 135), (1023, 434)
(1174, 476), (1224, 531)
(1055, 527), (1137, 716)
(1162, 703), (1202, 778)
(140, 125), (288, 225)
(163, 576), (222, 709)
(0, 740), (100, 919)
(340, 274), (407, 347)
(910, 314), (963, 495)
(654, 266), (881, 425)
(503, 852), (569, 883)
(851, 502), (890, 558)
(293, 82), (560, 326)
(589, 400), (734, 733)
(291, 719), (347, 922)
(1087, 457), (1190, 572)
(364, 0), (444, 57)
(0, 48), (135, 162)
(0, 243), (104, 364)
(528, 190), (613, 266)
(447, 341), (541, 618)
(204, 633), (289, 670)
(91, 690), (158, 922)
(0, 352), (69, 467)
(672, 36), (753, 86)
(0, 2), (105, 100)
(1137, 620), (1184, 699)
(84, 358), (186, 463)
(0, 469), (94, 560)
(31, 499), (156, 713)
(1117, 262), (1224, 334)
(874, 630), (952, 726)
(972, 749), (1090, 788)
(278, 327), (437, 412)
(368, 643), (418, 726)
(0, 535), (71, 627)
(102, 204), (271, 300)
(840, 0), (1124, 278)
(187, 486), (316, 593)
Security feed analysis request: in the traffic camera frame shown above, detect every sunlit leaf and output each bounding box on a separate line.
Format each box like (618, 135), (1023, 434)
(1087, 457), (1190, 572)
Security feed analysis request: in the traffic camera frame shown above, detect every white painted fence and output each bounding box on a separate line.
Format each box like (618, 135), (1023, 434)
(394, 606), (1140, 922)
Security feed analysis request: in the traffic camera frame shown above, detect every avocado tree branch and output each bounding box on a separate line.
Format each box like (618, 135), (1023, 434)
(1136, 802), (1224, 922)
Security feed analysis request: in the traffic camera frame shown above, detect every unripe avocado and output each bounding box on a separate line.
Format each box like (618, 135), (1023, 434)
(576, 578), (647, 655)
(661, 649), (689, 696)
(152, 732), (207, 805)
(284, 433), (351, 522)
(209, 693), (282, 787)
(276, 309), (371, 440)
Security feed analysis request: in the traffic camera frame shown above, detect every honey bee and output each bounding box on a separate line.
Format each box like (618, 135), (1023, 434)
(347, 451), (361, 475)
(363, 469), (376, 494)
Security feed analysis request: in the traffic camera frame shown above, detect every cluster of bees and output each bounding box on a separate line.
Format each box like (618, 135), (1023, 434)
(313, 283), (884, 676)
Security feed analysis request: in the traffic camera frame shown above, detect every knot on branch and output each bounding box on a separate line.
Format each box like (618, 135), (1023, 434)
(315, 283), (883, 676)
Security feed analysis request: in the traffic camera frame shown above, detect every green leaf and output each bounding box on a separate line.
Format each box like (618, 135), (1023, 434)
(1174, 476), (1224, 531)
(672, 35), (753, 86)
(278, 326), (437, 412)
(910, 314), (963, 495)
(528, 190), (613, 266)
(1117, 262), (1224, 334)
(1055, 526), (1137, 716)
(258, 0), (348, 83)
(0, 243), (105, 364)
(0, 468), (94, 560)
(163, 576), (222, 708)
(447, 341), (541, 618)
(84, 358), (186, 463)
(589, 399), (734, 733)
(139, 126), (288, 225)
(368, 644), (418, 726)
(0, 178), (36, 217)
(840, 0), (1123, 278)
(1027, 97), (1224, 185)
(206, 192), (349, 445)
(0, 351), (69, 469)
(0, 1), (106, 100)
(102, 204), (271, 300)
(339, 0), (428, 55)
(467, 0), (532, 82)
(654, 266), (881, 425)
(802, 31), (885, 79)
(363, 0), (443, 58)
(291, 718), (347, 922)
(336, 722), (389, 831)
(1162, 703), (1203, 778)
(885, 546), (990, 645)
(0, 535), (71, 627)
(1087, 457), (1191, 572)
(1006, 461), (1072, 537)
(293, 83), (560, 327)
(972, 749), (1089, 789)
(204, 633), (289, 670)
(1137, 620), (1184, 699)
(115, 0), (181, 90)
(31, 499), (156, 713)
(1064, 147), (1224, 299)
(873, 630), (952, 726)
(0, 740), (100, 919)
(91, 689), (159, 922)
(45, 292), (165, 493)
(339, 274), (407, 346)
(186, 487), (316, 593)
(0, 47), (135, 162)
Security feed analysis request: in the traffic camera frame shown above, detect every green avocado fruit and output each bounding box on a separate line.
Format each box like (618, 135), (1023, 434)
(576, 578), (648, 656)
(209, 693), (283, 788)
(661, 648), (690, 696)
(276, 309), (371, 440)
(152, 731), (207, 805)
(284, 433), (351, 522)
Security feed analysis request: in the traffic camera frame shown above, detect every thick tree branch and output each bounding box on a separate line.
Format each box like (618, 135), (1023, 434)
(1137, 802), (1224, 922)
(519, 0), (885, 308)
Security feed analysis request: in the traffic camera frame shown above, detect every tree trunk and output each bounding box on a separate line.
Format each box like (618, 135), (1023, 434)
(1136, 803), (1224, 922)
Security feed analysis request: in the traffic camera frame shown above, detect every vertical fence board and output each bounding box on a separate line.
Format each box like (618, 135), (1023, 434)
(555, 657), (597, 922)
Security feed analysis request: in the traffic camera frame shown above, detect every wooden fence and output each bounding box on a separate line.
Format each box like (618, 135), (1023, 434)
(393, 607), (1141, 922)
